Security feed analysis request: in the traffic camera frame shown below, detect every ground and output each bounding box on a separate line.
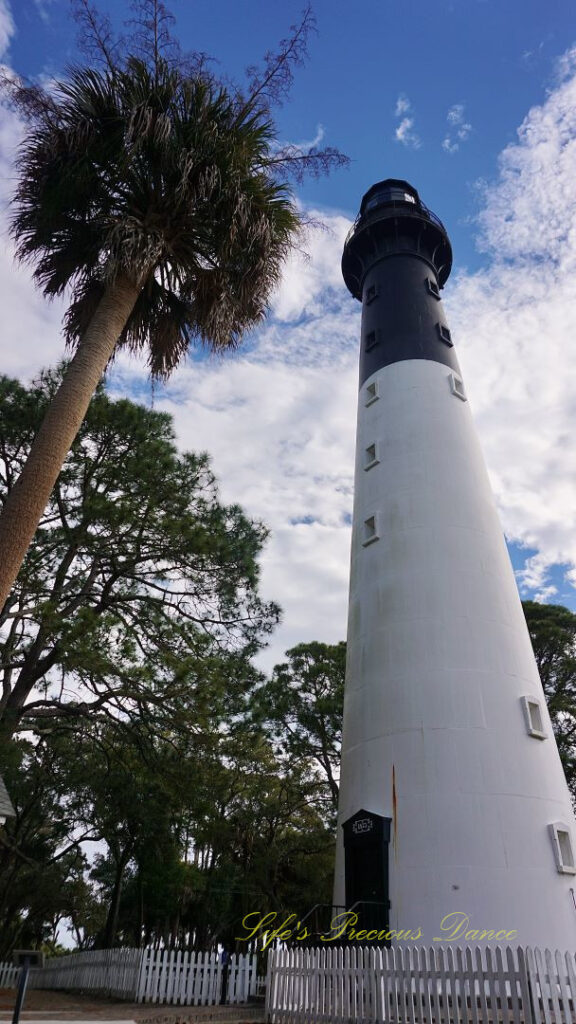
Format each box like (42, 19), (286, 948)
(0, 989), (264, 1023)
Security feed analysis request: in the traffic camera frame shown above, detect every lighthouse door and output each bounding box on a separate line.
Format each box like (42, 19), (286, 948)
(342, 809), (391, 938)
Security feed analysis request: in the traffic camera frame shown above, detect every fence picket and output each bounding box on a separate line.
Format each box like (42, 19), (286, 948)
(389, 945), (400, 1024)
(486, 947), (500, 1024)
(177, 946), (188, 1003)
(455, 945), (471, 1024)
(447, 945), (461, 1024)
(266, 948), (276, 1023)
(418, 945), (429, 1024)
(561, 950), (573, 1024)
(435, 941), (451, 1024)
(0, 962), (19, 988)
(194, 951), (204, 1005)
(534, 947), (554, 1024)
(153, 948), (164, 1003)
(463, 947), (478, 1024)
(278, 948), (288, 1024)
(379, 946), (390, 1022)
(317, 946), (324, 1024)
(353, 944), (362, 1021)
(200, 951), (211, 1006)
(18, 940), (576, 1021)
(164, 948), (175, 1004)
(495, 946), (511, 1024)
(332, 946), (342, 1022)
(555, 950), (571, 1024)
(516, 945), (533, 1024)
(546, 948), (563, 1024)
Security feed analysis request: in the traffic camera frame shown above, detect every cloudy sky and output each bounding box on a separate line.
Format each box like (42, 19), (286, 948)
(2, 0), (576, 669)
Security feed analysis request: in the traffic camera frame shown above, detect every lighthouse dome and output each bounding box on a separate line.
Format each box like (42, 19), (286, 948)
(361, 178), (420, 215)
(342, 177), (452, 296)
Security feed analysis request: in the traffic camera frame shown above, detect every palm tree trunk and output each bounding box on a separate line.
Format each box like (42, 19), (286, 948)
(0, 273), (141, 614)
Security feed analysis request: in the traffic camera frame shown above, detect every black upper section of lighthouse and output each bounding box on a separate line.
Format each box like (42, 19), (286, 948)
(342, 179), (460, 385)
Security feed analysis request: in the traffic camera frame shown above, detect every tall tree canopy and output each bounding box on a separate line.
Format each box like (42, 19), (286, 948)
(0, 717), (335, 954)
(0, 372), (336, 952)
(253, 641), (345, 814)
(0, 0), (347, 611)
(0, 370), (276, 739)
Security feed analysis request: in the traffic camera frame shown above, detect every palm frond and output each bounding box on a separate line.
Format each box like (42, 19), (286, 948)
(9, 56), (304, 377)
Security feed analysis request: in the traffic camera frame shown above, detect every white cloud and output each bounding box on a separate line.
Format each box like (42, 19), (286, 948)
(391, 94), (420, 149)
(516, 554), (558, 602)
(275, 123), (326, 155)
(0, 0), (14, 58)
(554, 44), (576, 84)
(296, 123), (325, 150)
(109, 218), (360, 668)
(0, 97), (67, 377)
(147, 354), (358, 662)
(393, 94), (421, 149)
(442, 136), (459, 155)
(442, 102), (472, 154)
(446, 51), (576, 599)
(395, 94), (411, 117)
(33, 0), (56, 25)
(395, 116), (421, 150)
(4, 47), (576, 670)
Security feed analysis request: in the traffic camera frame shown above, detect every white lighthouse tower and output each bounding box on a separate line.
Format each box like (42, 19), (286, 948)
(334, 179), (576, 950)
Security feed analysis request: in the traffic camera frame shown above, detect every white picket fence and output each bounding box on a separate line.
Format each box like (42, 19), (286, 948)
(28, 948), (142, 999)
(266, 944), (576, 1024)
(0, 961), (19, 988)
(136, 949), (257, 1004)
(24, 947), (257, 1005)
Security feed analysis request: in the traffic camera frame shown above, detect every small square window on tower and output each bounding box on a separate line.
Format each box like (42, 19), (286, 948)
(426, 277), (441, 299)
(365, 283), (379, 305)
(436, 322), (453, 346)
(521, 696), (547, 739)
(448, 373), (467, 402)
(364, 443), (379, 470)
(365, 381), (379, 406)
(362, 515), (379, 547)
(549, 822), (576, 874)
(365, 329), (379, 351)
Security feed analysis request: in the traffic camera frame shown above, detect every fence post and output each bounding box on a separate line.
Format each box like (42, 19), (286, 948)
(265, 949), (274, 1023)
(220, 951), (230, 1005)
(11, 961), (31, 1024)
(516, 946), (533, 1024)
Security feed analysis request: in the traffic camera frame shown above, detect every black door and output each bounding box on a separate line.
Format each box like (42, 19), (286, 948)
(342, 809), (391, 939)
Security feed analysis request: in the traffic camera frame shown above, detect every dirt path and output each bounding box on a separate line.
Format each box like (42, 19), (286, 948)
(0, 989), (265, 1023)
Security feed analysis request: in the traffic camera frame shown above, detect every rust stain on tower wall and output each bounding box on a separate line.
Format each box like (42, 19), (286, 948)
(392, 764), (398, 860)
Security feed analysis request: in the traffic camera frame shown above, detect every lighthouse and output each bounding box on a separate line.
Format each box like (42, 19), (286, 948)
(333, 178), (576, 949)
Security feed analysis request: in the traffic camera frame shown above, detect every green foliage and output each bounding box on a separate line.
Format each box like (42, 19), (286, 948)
(0, 715), (334, 951)
(0, 0), (350, 954)
(253, 642), (345, 813)
(0, 0), (348, 618)
(0, 373), (334, 951)
(0, 369), (277, 738)
(524, 600), (576, 797)
(0, 739), (90, 957)
(11, 59), (300, 373)
(5, 0), (346, 375)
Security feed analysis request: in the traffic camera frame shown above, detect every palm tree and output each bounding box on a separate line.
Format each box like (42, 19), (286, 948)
(0, 7), (345, 612)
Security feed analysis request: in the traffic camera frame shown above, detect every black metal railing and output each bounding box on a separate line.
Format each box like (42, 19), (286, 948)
(344, 197), (446, 248)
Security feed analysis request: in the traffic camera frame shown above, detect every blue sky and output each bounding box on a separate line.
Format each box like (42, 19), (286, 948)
(9, 0), (576, 265)
(2, 0), (576, 665)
